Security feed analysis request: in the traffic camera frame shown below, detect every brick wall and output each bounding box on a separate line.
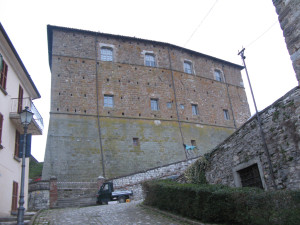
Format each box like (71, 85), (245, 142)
(43, 25), (250, 181)
(205, 86), (300, 190)
(273, 0), (300, 84)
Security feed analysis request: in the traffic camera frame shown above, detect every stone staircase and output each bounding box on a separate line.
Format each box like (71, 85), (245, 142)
(0, 212), (35, 225)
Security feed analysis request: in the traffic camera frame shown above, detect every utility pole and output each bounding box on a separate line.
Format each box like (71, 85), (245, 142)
(238, 48), (277, 190)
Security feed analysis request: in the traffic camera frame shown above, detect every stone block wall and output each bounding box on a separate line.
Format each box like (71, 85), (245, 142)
(28, 180), (50, 211)
(29, 158), (197, 209)
(109, 158), (198, 200)
(273, 0), (300, 84)
(43, 25), (250, 182)
(205, 86), (300, 190)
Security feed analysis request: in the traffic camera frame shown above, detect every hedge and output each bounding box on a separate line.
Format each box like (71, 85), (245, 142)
(142, 180), (300, 225)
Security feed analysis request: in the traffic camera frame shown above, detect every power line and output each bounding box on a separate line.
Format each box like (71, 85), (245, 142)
(246, 20), (278, 48)
(184, 0), (219, 47)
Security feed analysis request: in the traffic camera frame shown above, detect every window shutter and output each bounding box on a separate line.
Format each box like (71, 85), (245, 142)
(0, 53), (3, 72)
(0, 113), (3, 144)
(18, 85), (23, 113)
(18, 134), (32, 158)
(14, 131), (20, 157)
(0, 60), (8, 89)
(11, 181), (18, 212)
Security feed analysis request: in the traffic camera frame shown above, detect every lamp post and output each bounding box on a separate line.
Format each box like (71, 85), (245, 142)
(17, 106), (33, 225)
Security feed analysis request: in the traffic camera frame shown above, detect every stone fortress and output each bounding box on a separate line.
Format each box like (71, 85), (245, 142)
(42, 25), (250, 182)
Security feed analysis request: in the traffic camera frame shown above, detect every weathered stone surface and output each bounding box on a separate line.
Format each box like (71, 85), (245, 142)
(205, 87), (300, 190)
(273, 0), (300, 83)
(43, 25), (250, 182)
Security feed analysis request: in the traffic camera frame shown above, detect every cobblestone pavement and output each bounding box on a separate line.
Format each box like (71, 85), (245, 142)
(32, 200), (200, 225)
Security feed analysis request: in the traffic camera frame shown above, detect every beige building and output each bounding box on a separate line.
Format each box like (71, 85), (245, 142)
(0, 23), (43, 217)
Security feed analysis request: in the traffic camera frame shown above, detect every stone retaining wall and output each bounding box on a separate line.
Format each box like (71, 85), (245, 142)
(29, 157), (198, 209)
(28, 181), (50, 211)
(205, 86), (300, 190)
(110, 158), (198, 199)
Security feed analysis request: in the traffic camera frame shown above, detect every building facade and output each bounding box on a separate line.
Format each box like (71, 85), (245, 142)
(0, 23), (43, 216)
(42, 25), (250, 182)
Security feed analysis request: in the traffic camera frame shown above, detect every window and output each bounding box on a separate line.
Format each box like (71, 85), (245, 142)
(0, 113), (3, 147)
(145, 53), (156, 67)
(11, 181), (18, 212)
(101, 47), (113, 61)
(151, 99), (159, 111)
(133, 138), (139, 146)
(102, 183), (109, 191)
(191, 140), (196, 146)
(166, 102), (172, 109)
(223, 109), (230, 120)
(192, 104), (198, 115)
(214, 70), (223, 82)
(184, 61), (193, 74)
(0, 58), (8, 90)
(14, 130), (20, 158)
(180, 104), (184, 109)
(18, 85), (23, 113)
(237, 164), (263, 189)
(104, 95), (114, 107)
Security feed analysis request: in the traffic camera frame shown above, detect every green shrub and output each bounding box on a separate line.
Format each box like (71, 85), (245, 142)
(142, 180), (300, 225)
(184, 156), (209, 184)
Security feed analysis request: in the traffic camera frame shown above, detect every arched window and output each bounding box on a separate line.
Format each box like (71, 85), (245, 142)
(184, 61), (193, 74)
(214, 70), (224, 82)
(101, 47), (113, 61)
(145, 53), (156, 67)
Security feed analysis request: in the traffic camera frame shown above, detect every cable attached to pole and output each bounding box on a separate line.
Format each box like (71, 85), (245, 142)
(238, 48), (277, 190)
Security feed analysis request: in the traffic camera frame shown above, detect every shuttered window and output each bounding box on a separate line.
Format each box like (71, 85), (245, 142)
(14, 130), (20, 158)
(0, 113), (3, 146)
(18, 86), (23, 113)
(11, 181), (18, 212)
(0, 59), (8, 90)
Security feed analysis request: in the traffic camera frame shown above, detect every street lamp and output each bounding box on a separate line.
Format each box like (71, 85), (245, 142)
(17, 106), (33, 225)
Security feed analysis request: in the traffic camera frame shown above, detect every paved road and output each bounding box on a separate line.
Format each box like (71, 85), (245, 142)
(32, 200), (203, 225)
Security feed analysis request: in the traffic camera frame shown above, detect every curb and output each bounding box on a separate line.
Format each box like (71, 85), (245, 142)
(140, 204), (216, 225)
(29, 209), (43, 225)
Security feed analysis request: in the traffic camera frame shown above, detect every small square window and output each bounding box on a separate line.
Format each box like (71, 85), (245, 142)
(145, 54), (156, 67)
(180, 104), (184, 109)
(151, 99), (159, 111)
(133, 138), (139, 146)
(191, 140), (196, 146)
(167, 102), (172, 109)
(192, 104), (198, 115)
(214, 70), (223, 82)
(223, 109), (230, 120)
(101, 47), (113, 61)
(104, 95), (114, 107)
(184, 61), (193, 74)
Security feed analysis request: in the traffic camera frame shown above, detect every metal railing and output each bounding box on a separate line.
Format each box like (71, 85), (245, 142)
(10, 97), (44, 130)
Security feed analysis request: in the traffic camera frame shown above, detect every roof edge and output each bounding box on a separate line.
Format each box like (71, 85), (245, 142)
(47, 24), (244, 70)
(0, 23), (41, 99)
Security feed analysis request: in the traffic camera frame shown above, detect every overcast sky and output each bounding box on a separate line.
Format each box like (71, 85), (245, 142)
(0, 0), (298, 161)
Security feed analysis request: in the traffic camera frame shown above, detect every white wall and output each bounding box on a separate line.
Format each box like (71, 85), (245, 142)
(0, 31), (32, 217)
